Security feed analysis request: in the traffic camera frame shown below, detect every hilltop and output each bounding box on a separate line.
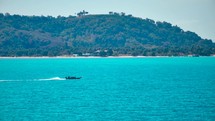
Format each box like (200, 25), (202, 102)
(0, 12), (214, 56)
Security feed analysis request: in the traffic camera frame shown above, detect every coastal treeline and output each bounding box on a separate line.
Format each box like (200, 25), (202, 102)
(0, 12), (214, 56)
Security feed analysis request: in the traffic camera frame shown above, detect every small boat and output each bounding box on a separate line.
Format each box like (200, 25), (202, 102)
(65, 76), (82, 80)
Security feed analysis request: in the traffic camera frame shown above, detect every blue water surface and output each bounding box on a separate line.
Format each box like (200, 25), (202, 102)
(0, 57), (215, 120)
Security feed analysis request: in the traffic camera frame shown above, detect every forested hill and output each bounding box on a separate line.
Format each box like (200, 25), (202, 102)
(0, 12), (214, 56)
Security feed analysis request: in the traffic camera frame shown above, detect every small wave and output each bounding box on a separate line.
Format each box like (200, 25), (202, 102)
(0, 80), (9, 82)
(38, 77), (66, 81)
(0, 80), (23, 82)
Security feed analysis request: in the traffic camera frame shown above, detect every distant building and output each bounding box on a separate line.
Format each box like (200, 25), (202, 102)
(82, 53), (91, 56)
(72, 54), (78, 57)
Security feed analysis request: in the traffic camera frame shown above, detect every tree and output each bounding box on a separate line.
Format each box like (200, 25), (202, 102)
(77, 10), (89, 17)
(121, 12), (125, 16)
(107, 49), (113, 56)
(109, 12), (113, 15)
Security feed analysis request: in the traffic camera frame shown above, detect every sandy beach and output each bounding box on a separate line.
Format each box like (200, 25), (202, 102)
(1, 55), (213, 59)
(0, 55), (177, 59)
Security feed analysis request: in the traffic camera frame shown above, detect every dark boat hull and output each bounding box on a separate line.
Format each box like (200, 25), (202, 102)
(65, 77), (82, 80)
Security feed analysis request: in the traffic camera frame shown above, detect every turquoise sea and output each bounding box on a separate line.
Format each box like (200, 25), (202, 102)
(0, 57), (215, 121)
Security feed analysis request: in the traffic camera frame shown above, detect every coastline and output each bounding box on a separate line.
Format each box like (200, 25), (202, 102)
(0, 55), (214, 59)
(0, 56), (166, 59)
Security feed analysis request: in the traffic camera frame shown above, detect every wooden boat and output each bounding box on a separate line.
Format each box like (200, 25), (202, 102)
(65, 76), (82, 80)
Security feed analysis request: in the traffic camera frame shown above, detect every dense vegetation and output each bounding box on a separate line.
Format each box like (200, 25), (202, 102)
(0, 12), (214, 56)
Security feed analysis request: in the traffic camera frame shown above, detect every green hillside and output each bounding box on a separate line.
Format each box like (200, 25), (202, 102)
(0, 12), (214, 56)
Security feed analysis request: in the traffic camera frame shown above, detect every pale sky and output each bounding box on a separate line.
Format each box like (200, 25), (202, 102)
(0, 0), (214, 41)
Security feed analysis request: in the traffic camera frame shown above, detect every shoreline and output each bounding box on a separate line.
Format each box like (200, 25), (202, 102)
(0, 56), (166, 59)
(0, 55), (214, 59)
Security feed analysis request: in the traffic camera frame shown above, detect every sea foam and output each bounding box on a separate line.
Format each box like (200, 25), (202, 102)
(38, 77), (66, 81)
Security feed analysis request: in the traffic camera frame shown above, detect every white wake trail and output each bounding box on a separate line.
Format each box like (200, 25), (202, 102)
(38, 77), (66, 81)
